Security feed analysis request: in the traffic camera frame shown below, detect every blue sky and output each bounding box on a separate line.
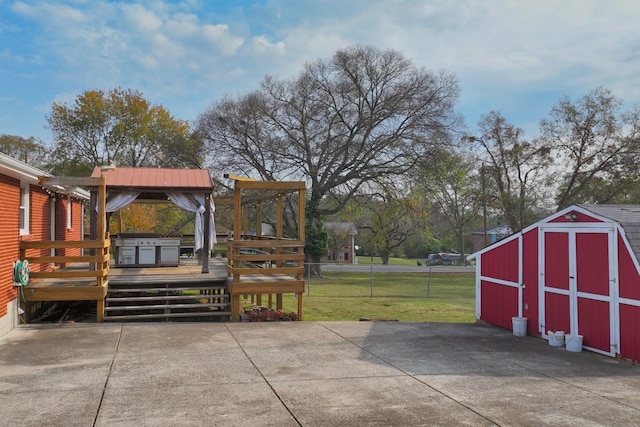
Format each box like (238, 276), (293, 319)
(1, 0), (640, 144)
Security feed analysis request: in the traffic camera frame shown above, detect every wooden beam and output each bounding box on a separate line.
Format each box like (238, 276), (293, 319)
(39, 176), (105, 187)
(298, 187), (306, 242)
(202, 195), (211, 274)
(224, 239), (303, 248)
(223, 174), (259, 182)
(276, 194), (283, 239)
(21, 240), (110, 249)
(25, 254), (110, 264)
(23, 283), (108, 302)
(30, 270), (108, 279)
(256, 200), (263, 238)
(235, 180), (305, 191)
(227, 281), (304, 295)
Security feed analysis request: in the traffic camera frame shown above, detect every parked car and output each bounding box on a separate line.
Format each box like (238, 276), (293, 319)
(426, 253), (466, 265)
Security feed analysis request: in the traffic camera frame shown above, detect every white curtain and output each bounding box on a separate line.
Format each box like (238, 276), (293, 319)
(167, 193), (216, 251)
(103, 191), (140, 212)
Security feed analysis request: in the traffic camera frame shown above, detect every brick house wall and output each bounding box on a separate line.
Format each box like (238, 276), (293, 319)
(55, 196), (83, 262)
(0, 174), (20, 319)
(22, 186), (53, 273)
(0, 153), (89, 336)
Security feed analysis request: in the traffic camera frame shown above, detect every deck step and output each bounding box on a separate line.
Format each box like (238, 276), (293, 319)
(110, 277), (226, 286)
(107, 286), (227, 293)
(105, 302), (229, 311)
(103, 311), (231, 321)
(106, 294), (228, 302)
(105, 278), (231, 322)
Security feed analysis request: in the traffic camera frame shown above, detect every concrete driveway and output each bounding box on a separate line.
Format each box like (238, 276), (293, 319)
(1, 321), (640, 426)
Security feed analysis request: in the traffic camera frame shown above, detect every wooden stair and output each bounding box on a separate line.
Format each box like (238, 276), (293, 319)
(104, 276), (231, 322)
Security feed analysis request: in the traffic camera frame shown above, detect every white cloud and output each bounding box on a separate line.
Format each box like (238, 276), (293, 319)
(249, 35), (286, 56)
(121, 3), (163, 34)
(200, 23), (244, 54)
(3, 0), (640, 141)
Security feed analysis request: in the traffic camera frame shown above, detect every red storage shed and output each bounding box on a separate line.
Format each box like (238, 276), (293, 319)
(469, 205), (640, 360)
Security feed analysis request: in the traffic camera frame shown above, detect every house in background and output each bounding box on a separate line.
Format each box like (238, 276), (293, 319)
(471, 224), (511, 252)
(0, 152), (88, 337)
(324, 222), (358, 264)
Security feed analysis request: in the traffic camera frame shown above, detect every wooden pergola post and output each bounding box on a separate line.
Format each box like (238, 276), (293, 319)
(230, 184), (243, 320)
(202, 194), (211, 274)
(297, 187), (305, 320)
(96, 176), (107, 322)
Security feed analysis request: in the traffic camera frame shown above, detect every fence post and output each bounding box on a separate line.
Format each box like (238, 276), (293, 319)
(427, 266), (431, 298)
(370, 265), (373, 297)
(306, 263), (311, 296)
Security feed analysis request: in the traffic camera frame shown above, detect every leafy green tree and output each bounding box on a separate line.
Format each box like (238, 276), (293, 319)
(403, 231), (445, 260)
(357, 188), (429, 264)
(417, 150), (479, 260)
(305, 218), (329, 275)
(47, 88), (201, 175)
(196, 45), (460, 273)
(0, 134), (51, 169)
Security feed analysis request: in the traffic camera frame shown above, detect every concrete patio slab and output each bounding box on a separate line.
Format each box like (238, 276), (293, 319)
(1, 321), (640, 426)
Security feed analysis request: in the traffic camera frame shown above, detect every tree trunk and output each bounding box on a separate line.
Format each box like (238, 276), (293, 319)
(304, 253), (323, 278)
(459, 228), (466, 265)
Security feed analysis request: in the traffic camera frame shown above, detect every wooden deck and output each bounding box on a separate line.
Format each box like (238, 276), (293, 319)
(108, 258), (228, 282)
(22, 258), (230, 322)
(24, 258), (227, 289)
(22, 256), (307, 323)
(20, 174), (307, 323)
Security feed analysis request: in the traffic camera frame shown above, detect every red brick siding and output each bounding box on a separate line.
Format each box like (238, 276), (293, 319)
(69, 200), (84, 245)
(56, 197), (83, 259)
(22, 187), (53, 273)
(0, 175), (20, 317)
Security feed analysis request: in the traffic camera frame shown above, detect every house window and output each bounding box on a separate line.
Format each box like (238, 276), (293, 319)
(19, 182), (30, 235)
(67, 195), (73, 230)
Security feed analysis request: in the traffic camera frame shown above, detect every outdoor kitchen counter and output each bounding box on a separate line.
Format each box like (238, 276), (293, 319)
(113, 233), (181, 267)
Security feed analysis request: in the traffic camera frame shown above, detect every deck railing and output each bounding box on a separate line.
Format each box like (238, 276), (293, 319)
(226, 238), (304, 278)
(20, 232), (111, 285)
(226, 237), (305, 321)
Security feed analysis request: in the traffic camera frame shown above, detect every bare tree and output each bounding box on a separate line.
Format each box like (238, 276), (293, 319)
(468, 112), (552, 232)
(539, 87), (640, 209)
(197, 45), (460, 273)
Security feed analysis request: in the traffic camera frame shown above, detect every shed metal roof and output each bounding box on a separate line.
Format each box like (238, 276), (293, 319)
(469, 204), (640, 262)
(580, 204), (640, 263)
(91, 166), (213, 190)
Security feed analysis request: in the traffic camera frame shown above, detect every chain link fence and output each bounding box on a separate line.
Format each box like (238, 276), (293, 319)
(303, 263), (475, 299)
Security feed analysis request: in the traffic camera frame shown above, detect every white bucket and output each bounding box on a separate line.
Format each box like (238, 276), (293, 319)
(548, 330), (565, 347)
(512, 317), (527, 337)
(565, 334), (583, 352)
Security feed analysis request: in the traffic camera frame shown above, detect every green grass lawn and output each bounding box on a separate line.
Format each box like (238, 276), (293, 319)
(240, 271), (476, 323)
(355, 256), (420, 266)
